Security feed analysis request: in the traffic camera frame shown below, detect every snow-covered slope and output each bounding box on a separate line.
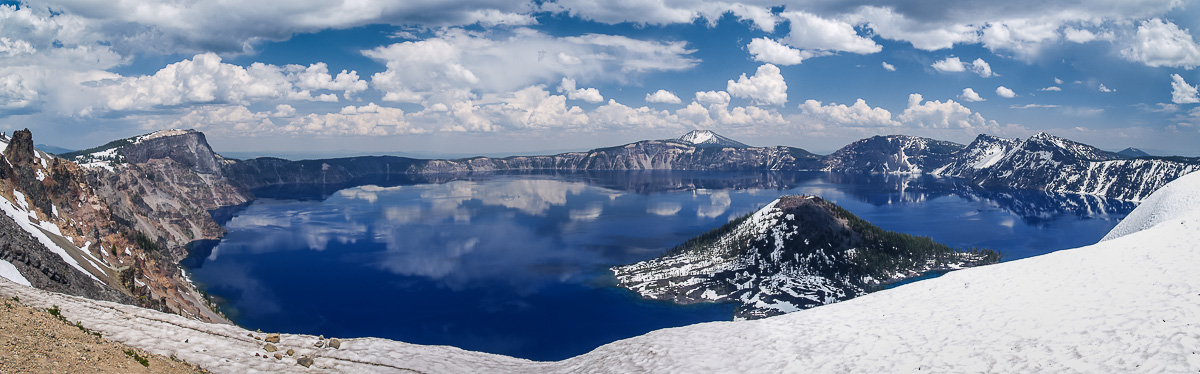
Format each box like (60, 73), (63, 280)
(677, 130), (751, 148)
(1102, 170), (1200, 241)
(4, 171), (1200, 372)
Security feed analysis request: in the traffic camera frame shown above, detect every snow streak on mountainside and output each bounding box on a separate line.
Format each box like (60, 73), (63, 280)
(613, 195), (998, 320)
(2, 173), (1196, 373)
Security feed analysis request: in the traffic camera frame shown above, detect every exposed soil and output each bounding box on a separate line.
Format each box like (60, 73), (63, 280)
(0, 297), (206, 373)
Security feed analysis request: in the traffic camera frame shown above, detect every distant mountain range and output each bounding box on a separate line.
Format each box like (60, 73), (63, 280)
(60, 129), (1200, 202)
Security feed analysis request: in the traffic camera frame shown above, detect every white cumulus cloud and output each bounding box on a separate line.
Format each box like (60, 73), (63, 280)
(695, 90), (731, 105)
(931, 57), (994, 77)
(363, 28), (698, 106)
(726, 64), (788, 106)
(1121, 18), (1200, 69)
(1040, 86), (1062, 91)
(899, 93), (995, 128)
(746, 37), (811, 66)
(959, 88), (985, 102)
(557, 78), (604, 103)
(96, 53), (349, 112)
(797, 99), (899, 128)
(780, 11), (882, 54)
(996, 86), (1017, 98)
(931, 57), (967, 72)
(645, 90), (682, 104)
(0, 74), (39, 110)
(1172, 74), (1200, 104)
(881, 61), (896, 71)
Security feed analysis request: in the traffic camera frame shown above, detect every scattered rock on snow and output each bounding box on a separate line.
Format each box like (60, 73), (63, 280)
(273, 353), (282, 360)
(297, 357), (313, 368)
(264, 343), (277, 352)
(314, 340), (324, 348)
(265, 333), (280, 343)
(328, 338), (341, 349)
(286, 349), (294, 356)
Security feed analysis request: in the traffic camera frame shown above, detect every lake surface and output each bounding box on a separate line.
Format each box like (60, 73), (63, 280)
(185, 171), (1134, 361)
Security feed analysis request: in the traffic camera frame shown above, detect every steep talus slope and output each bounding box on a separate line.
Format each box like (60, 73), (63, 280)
(613, 195), (998, 320)
(821, 135), (965, 174)
(0, 210), (130, 303)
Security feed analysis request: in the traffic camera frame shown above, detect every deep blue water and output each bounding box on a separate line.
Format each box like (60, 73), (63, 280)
(185, 171), (1135, 361)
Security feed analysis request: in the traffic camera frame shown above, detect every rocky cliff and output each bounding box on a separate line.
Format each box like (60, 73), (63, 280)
(931, 133), (1200, 201)
(612, 195), (999, 320)
(8, 129), (239, 323)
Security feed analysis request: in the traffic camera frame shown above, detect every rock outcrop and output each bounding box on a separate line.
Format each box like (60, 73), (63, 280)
(5, 129), (232, 323)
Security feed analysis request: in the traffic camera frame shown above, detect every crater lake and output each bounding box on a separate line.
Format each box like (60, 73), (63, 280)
(184, 171), (1134, 361)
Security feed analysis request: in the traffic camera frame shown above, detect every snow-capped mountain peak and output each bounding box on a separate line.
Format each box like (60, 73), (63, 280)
(677, 130), (750, 148)
(1022, 132), (1123, 161)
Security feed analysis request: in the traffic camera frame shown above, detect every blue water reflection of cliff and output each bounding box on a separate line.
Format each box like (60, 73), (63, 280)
(186, 171), (1133, 361)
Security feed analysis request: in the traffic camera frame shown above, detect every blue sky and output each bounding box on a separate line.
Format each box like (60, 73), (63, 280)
(2, 1), (1200, 156)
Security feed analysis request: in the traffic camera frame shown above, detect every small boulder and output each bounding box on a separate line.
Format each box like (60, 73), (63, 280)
(287, 349), (295, 356)
(273, 353), (283, 360)
(265, 333), (280, 343)
(328, 338), (341, 349)
(314, 340), (324, 348)
(264, 343), (278, 352)
(297, 357), (314, 368)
